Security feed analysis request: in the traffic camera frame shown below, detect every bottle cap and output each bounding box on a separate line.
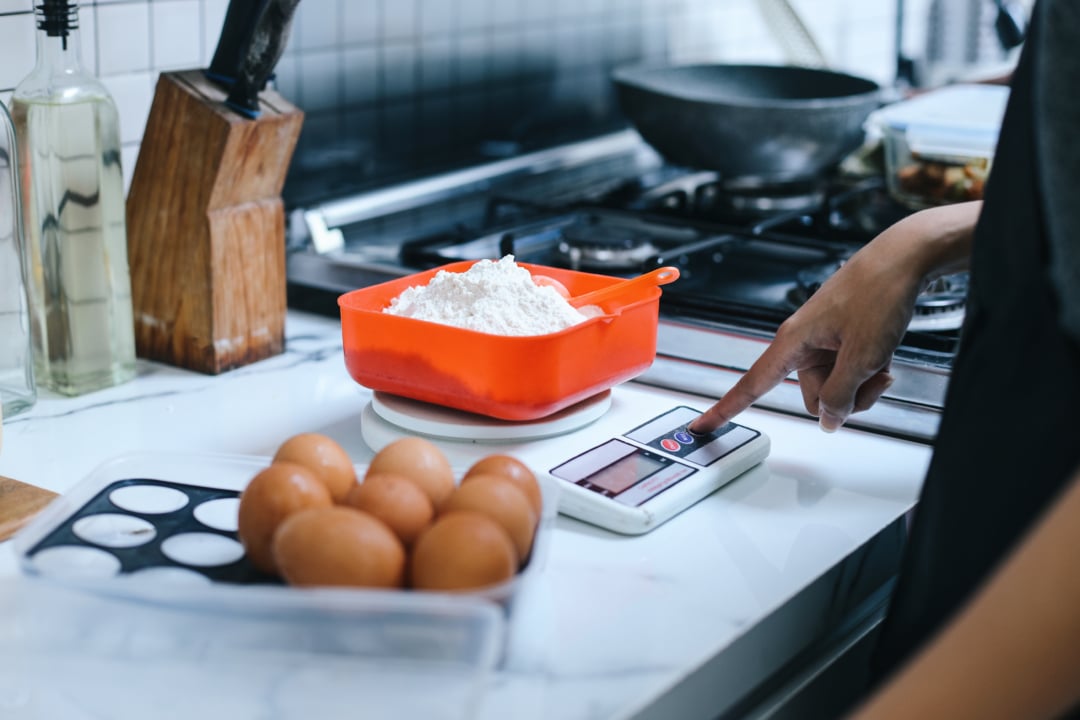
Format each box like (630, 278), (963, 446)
(36, 0), (78, 39)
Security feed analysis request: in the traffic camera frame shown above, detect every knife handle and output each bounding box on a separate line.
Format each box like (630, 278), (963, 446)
(226, 0), (301, 118)
(208, 0), (268, 86)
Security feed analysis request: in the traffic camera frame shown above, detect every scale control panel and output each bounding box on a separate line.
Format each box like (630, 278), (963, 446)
(548, 405), (766, 527)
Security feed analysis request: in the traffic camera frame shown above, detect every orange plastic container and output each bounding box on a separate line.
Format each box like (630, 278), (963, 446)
(338, 261), (667, 420)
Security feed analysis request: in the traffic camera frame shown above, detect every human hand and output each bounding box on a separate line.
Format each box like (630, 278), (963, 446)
(687, 203), (980, 434)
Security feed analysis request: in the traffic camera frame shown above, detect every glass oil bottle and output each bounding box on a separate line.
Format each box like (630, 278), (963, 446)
(1, 99), (36, 419)
(11, 0), (136, 396)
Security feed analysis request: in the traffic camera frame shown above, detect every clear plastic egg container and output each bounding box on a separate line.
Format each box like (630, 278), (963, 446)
(9, 452), (558, 717)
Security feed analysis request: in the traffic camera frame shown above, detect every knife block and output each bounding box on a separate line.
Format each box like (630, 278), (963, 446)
(125, 70), (304, 374)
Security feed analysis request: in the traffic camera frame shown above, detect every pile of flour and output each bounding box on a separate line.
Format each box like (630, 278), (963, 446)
(384, 256), (591, 336)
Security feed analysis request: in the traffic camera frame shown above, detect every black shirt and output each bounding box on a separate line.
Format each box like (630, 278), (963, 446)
(870, 0), (1080, 692)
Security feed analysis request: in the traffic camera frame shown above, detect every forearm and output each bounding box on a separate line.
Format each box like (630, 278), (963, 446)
(873, 200), (981, 284)
(849, 464), (1080, 719)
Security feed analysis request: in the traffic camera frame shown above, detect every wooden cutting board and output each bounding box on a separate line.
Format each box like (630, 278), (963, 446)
(0, 475), (57, 542)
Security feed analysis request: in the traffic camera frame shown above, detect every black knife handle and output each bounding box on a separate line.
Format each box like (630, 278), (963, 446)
(226, 0), (302, 118)
(207, 0), (267, 86)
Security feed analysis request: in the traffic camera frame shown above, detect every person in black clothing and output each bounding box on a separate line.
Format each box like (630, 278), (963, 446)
(689, 0), (1080, 716)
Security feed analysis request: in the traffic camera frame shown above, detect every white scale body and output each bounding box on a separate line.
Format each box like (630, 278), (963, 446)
(361, 383), (771, 535)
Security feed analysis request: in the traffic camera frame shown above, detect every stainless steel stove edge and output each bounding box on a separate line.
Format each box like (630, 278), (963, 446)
(645, 319), (947, 443)
(288, 129), (656, 253)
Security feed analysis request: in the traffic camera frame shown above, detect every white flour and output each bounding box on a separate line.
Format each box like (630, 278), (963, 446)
(384, 256), (592, 336)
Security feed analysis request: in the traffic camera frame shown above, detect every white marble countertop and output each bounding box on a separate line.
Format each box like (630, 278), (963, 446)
(0, 311), (933, 720)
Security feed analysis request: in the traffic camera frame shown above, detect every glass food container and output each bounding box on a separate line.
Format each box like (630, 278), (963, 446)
(869, 84), (1010, 209)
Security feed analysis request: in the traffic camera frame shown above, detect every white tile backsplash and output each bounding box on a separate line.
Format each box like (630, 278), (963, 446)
(296, 0), (341, 50)
(271, 53), (301, 101)
(298, 48), (340, 111)
(454, 32), (489, 87)
(151, 0), (202, 71)
(381, 0), (417, 40)
(380, 41), (418, 98)
(418, 0), (454, 37)
(100, 70), (154, 144)
(0, 0), (905, 199)
(342, 45), (379, 104)
(95, 2), (151, 75)
(77, 5), (99, 72)
(0, 12), (35, 89)
(457, 0), (491, 31)
(489, 0), (522, 28)
(418, 37), (454, 92)
(341, 0), (378, 45)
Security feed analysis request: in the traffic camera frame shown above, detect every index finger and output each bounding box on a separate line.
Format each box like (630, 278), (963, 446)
(687, 339), (799, 434)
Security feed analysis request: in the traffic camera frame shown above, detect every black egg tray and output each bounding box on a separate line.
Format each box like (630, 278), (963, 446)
(25, 477), (281, 585)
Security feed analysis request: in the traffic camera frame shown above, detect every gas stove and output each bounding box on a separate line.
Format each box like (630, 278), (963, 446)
(286, 130), (959, 442)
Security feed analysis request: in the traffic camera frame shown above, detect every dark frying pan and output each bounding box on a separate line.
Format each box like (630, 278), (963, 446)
(613, 64), (882, 186)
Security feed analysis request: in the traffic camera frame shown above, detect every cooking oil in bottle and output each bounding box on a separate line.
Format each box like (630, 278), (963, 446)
(12, 0), (135, 396)
(0, 99), (36, 418)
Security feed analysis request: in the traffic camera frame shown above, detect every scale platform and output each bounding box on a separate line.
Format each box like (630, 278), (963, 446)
(361, 384), (770, 535)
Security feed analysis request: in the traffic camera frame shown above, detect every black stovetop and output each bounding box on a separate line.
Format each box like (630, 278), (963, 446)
(285, 137), (963, 368)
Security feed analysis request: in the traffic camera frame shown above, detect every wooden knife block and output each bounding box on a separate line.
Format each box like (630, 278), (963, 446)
(126, 70), (304, 374)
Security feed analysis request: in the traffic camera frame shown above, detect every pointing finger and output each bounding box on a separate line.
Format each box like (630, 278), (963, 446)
(688, 339), (801, 434)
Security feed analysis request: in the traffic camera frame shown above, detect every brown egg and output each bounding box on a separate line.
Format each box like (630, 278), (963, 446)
(367, 437), (455, 510)
(442, 473), (537, 561)
(410, 511), (518, 592)
(272, 506), (406, 588)
(342, 471), (434, 547)
(273, 432), (358, 502)
(237, 461), (334, 574)
(463, 454), (543, 515)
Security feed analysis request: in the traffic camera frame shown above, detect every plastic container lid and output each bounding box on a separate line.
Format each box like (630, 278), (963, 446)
(5, 451), (566, 718)
(868, 84), (1010, 158)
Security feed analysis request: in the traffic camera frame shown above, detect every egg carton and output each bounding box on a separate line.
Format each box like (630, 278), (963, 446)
(21, 474), (268, 586)
(14, 452), (554, 602)
(8, 452), (558, 713)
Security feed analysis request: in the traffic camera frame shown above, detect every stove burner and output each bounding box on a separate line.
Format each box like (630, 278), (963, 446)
(556, 217), (661, 270)
(632, 171), (826, 220)
(630, 170), (721, 213)
(709, 179), (826, 218)
(791, 264), (968, 333)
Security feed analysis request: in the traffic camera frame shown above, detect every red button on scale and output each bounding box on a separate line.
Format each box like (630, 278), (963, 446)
(660, 438), (681, 452)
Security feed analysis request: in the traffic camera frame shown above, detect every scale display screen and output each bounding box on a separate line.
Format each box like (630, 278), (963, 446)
(585, 449), (667, 495)
(549, 439), (695, 507)
(548, 406), (761, 508)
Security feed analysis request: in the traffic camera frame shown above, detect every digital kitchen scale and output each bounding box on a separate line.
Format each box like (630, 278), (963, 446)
(361, 386), (771, 535)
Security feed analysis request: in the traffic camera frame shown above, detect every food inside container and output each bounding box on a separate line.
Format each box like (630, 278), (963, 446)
(382, 255), (597, 336)
(338, 260), (668, 421)
(868, 84), (1009, 209)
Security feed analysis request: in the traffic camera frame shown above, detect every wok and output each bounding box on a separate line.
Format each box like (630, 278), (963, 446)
(613, 64), (882, 186)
